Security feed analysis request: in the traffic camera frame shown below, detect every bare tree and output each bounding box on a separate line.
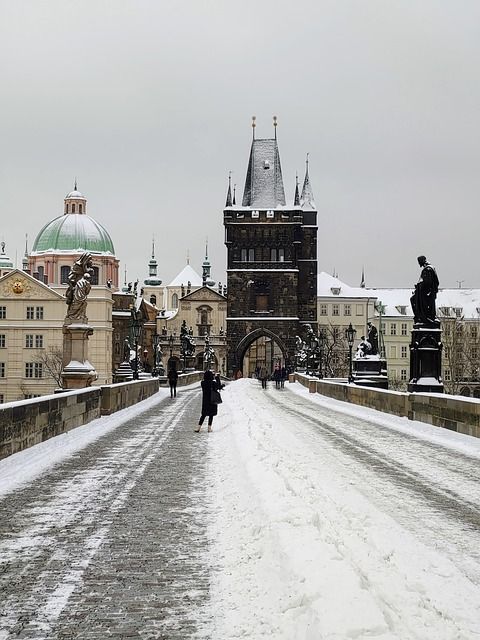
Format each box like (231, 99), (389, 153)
(33, 347), (64, 388)
(442, 315), (480, 395)
(319, 323), (350, 378)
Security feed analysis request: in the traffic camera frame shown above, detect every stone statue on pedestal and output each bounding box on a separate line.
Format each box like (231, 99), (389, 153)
(410, 256), (439, 327)
(65, 252), (94, 325)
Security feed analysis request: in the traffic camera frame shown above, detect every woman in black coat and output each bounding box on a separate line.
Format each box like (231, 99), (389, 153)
(195, 369), (219, 433)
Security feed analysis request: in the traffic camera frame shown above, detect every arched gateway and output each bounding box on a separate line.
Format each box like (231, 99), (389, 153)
(224, 119), (318, 378)
(236, 328), (288, 377)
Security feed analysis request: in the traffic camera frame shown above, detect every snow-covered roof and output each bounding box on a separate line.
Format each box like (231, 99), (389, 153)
(167, 264), (203, 287)
(65, 189), (85, 199)
(242, 138), (286, 208)
(318, 272), (480, 319)
(317, 272), (374, 299)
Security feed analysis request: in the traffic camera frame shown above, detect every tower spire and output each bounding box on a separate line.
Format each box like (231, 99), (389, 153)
(273, 115), (277, 140)
(294, 172), (300, 206)
(225, 171), (232, 207)
(233, 183), (236, 205)
(202, 237), (211, 287)
(74, 177), (77, 190)
(252, 115), (256, 140)
(300, 152), (316, 210)
(360, 266), (365, 288)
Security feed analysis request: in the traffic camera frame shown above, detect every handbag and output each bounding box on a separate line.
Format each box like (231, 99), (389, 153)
(211, 387), (222, 404)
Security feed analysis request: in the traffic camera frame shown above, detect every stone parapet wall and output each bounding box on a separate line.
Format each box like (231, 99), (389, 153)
(0, 372), (204, 460)
(0, 388), (102, 460)
(293, 373), (480, 438)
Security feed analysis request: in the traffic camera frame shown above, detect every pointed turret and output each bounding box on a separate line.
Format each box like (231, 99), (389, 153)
(300, 154), (316, 210)
(225, 172), (233, 207)
(232, 183), (236, 205)
(360, 266), (365, 288)
(242, 118), (286, 208)
(144, 236), (162, 286)
(294, 173), (300, 206)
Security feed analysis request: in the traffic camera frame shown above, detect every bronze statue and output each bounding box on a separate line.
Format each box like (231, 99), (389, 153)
(367, 322), (379, 355)
(410, 256), (439, 326)
(65, 252), (94, 324)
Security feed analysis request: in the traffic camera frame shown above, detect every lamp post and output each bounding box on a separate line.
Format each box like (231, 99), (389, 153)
(152, 332), (161, 377)
(168, 333), (174, 359)
(143, 349), (148, 373)
(131, 311), (142, 380)
(345, 322), (356, 383)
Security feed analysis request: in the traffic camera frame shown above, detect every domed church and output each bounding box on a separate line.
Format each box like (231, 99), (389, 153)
(28, 185), (119, 287)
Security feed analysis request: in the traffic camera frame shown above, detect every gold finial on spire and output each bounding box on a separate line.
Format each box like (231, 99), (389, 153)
(252, 115), (256, 139)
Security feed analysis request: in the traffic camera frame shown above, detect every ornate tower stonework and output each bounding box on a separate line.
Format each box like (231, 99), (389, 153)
(224, 120), (318, 376)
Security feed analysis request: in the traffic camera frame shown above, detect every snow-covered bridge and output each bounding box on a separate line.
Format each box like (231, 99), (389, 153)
(1, 379), (479, 639)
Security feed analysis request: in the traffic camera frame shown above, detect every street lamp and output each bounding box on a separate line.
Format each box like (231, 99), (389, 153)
(143, 348), (148, 373)
(345, 322), (356, 383)
(168, 333), (174, 358)
(152, 332), (161, 376)
(131, 311), (142, 380)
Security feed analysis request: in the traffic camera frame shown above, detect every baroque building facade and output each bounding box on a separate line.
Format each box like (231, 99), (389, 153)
(224, 121), (317, 377)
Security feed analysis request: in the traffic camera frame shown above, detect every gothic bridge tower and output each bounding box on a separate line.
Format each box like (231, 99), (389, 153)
(224, 118), (318, 376)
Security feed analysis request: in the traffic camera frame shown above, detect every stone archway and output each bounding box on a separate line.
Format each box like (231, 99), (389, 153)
(236, 328), (288, 378)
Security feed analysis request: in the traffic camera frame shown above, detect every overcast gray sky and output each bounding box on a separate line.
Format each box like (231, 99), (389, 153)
(1, 0), (479, 289)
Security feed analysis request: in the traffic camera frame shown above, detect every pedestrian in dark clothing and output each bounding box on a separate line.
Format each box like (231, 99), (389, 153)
(195, 370), (219, 432)
(167, 368), (178, 398)
(259, 365), (268, 389)
(273, 365), (281, 389)
(280, 366), (287, 388)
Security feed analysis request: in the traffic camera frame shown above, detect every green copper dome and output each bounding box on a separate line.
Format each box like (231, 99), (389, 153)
(32, 213), (115, 255)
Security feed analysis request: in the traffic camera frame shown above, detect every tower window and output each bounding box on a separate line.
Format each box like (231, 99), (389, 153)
(91, 266), (99, 285)
(79, 204), (83, 213)
(72, 203), (76, 213)
(241, 249), (247, 262)
(172, 293), (178, 309)
(248, 248), (255, 262)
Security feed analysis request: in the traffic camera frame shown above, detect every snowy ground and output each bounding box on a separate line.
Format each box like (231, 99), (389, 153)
(0, 379), (479, 639)
(206, 379), (480, 640)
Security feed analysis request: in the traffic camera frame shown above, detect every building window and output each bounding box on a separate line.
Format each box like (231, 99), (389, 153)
(0, 363), (5, 378)
(278, 248), (285, 262)
(248, 248), (255, 262)
(344, 304), (351, 316)
(401, 345), (408, 358)
(380, 322), (386, 335)
(25, 334), (34, 348)
(72, 203), (76, 213)
(444, 369), (451, 381)
(0, 335), (5, 348)
(390, 346), (397, 358)
(241, 249), (247, 262)
(24, 394), (41, 399)
(332, 327), (339, 340)
(471, 347), (478, 360)
(25, 363), (43, 378)
(356, 304), (363, 316)
(91, 266), (99, 285)
(36, 307), (44, 320)
(0, 306), (5, 319)
(26, 306), (34, 319)
(320, 304), (327, 316)
(270, 248), (277, 261)
(79, 204), (83, 213)
(401, 369), (407, 381)
(60, 266), (70, 283)
(401, 323), (408, 336)
(332, 304), (339, 316)
(0, 394), (3, 404)
(471, 326), (478, 339)
(35, 335), (43, 348)
(256, 295), (269, 312)
(172, 293), (178, 309)
(390, 323), (397, 336)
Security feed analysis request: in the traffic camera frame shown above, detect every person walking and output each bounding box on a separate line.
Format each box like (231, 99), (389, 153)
(195, 369), (220, 433)
(259, 364), (268, 389)
(273, 365), (281, 389)
(280, 366), (287, 388)
(167, 368), (178, 398)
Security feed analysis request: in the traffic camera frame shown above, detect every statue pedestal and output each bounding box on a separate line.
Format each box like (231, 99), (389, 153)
(408, 325), (443, 393)
(61, 323), (97, 389)
(353, 355), (388, 389)
(114, 359), (134, 383)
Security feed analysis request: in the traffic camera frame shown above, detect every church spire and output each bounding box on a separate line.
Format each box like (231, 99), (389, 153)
(225, 171), (232, 207)
(202, 238), (212, 286)
(300, 153), (316, 210)
(294, 172), (300, 206)
(233, 183), (236, 205)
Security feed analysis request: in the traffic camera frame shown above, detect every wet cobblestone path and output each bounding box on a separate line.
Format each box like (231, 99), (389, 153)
(0, 389), (211, 640)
